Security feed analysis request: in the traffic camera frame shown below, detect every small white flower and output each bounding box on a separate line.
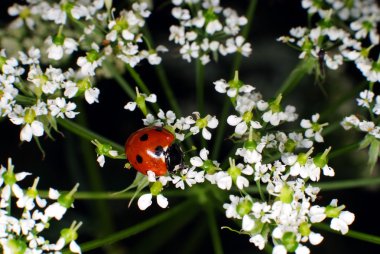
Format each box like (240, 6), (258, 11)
(137, 193), (168, 210)
(356, 89), (374, 108)
(330, 211), (355, 235)
(48, 97), (78, 119)
(249, 234), (265, 250)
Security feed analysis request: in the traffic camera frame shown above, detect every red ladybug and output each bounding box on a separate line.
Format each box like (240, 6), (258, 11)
(125, 126), (184, 176)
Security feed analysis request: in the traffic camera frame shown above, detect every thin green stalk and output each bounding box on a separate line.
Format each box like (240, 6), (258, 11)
(212, 0), (257, 160)
(15, 95), (36, 105)
(57, 118), (124, 152)
(256, 180), (266, 201)
(74, 103), (116, 242)
(142, 26), (182, 115)
(276, 58), (315, 98)
(155, 64), (182, 115)
(196, 59), (205, 115)
(230, 0), (257, 73)
(314, 223), (380, 245)
(315, 177), (380, 191)
(245, 177), (380, 195)
(102, 60), (135, 99)
(211, 102), (231, 160)
(78, 200), (194, 252)
(321, 120), (340, 136)
(126, 65), (159, 113)
(205, 205), (224, 254)
(329, 141), (360, 159)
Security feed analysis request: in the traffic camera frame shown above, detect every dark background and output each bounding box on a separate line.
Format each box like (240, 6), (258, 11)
(1, 0), (379, 253)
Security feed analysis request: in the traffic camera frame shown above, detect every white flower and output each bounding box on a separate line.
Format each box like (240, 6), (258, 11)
(227, 114), (262, 135)
(190, 114), (218, 140)
(172, 167), (204, 190)
(85, 87), (100, 104)
(46, 36), (78, 60)
(273, 245), (287, 254)
(249, 234), (265, 250)
(300, 113), (327, 143)
(137, 193), (168, 210)
(309, 232), (323, 245)
(330, 211), (355, 235)
(180, 42), (200, 62)
(356, 89), (374, 108)
(48, 97), (78, 119)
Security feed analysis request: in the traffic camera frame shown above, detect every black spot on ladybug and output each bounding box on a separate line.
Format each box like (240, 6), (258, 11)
(139, 133), (149, 141)
(154, 127), (163, 132)
(154, 146), (164, 156)
(136, 154), (143, 163)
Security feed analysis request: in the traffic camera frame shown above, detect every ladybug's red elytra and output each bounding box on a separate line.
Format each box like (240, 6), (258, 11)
(125, 126), (184, 176)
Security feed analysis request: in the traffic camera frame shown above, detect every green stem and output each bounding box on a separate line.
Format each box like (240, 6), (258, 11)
(15, 95), (36, 105)
(57, 118), (124, 152)
(126, 65), (159, 113)
(230, 0), (257, 73)
(315, 177), (380, 191)
(246, 177), (380, 194)
(155, 64), (182, 115)
(142, 26), (182, 116)
(196, 59), (205, 115)
(205, 205), (224, 254)
(314, 223), (380, 245)
(212, 0), (257, 160)
(276, 58), (315, 98)
(329, 142), (360, 159)
(102, 60), (135, 99)
(74, 103), (116, 241)
(78, 201), (194, 252)
(256, 180), (266, 201)
(211, 102), (231, 160)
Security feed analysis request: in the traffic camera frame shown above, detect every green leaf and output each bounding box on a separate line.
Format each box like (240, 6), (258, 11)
(368, 139), (380, 174)
(359, 134), (374, 150)
(112, 172), (149, 207)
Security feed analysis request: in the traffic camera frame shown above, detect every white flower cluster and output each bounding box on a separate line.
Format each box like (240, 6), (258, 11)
(169, 0), (252, 64)
(0, 158), (81, 254)
(278, 0), (380, 82)
(0, 48), (97, 142)
(342, 89), (380, 138)
(104, 2), (168, 67)
(202, 76), (353, 253)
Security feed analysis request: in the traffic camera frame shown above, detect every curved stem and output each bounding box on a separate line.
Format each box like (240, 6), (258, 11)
(57, 118), (124, 152)
(314, 223), (380, 245)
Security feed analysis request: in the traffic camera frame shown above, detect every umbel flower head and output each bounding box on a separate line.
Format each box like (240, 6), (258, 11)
(0, 158), (82, 254)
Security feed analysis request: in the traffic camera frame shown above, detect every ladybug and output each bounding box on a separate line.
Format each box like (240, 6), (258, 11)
(125, 126), (184, 176)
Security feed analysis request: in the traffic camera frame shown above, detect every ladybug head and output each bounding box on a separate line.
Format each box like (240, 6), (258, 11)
(165, 143), (184, 172)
